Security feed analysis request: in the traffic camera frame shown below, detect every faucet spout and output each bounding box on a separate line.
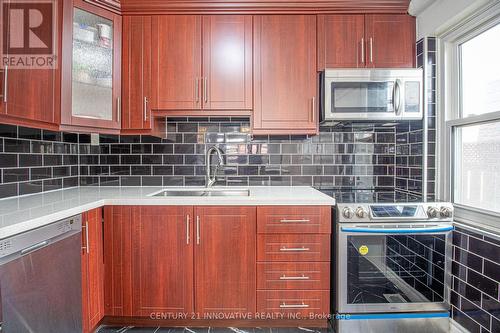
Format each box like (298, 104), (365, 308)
(206, 146), (225, 188)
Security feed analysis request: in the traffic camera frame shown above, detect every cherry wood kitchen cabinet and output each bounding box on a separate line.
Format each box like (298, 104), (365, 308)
(151, 15), (252, 112)
(194, 206), (256, 315)
(103, 206), (134, 316)
(0, 0), (62, 130)
(253, 15), (317, 135)
(317, 15), (365, 69)
(81, 207), (105, 333)
(103, 205), (256, 317)
(202, 15), (253, 110)
(61, 0), (122, 133)
(318, 14), (415, 70)
(365, 14), (416, 68)
(131, 206), (194, 316)
(151, 16), (202, 110)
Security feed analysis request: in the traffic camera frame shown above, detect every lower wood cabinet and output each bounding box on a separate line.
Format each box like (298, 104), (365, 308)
(103, 205), (256, 317)
(195, 206), (256, 315)
(81, 207), (105, 333)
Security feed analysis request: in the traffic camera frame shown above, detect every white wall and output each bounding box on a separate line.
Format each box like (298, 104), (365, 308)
(410, 0), (493, 39)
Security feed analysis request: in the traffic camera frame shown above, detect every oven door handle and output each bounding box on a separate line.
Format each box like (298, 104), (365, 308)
(340, 226), (454, 234)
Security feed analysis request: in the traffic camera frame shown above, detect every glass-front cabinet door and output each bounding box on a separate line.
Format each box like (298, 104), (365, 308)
(61, 0), (121, 130)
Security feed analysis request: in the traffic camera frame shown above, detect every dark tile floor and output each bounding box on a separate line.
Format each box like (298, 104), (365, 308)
(97, 327), (329, 333)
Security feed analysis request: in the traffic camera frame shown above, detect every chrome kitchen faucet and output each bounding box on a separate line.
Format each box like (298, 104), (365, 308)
(205, 145), (225, 188)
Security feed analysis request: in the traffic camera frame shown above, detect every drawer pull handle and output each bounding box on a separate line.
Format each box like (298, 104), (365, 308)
(280, 275), (310, 280)
(280, 246), (310, 252)
(280, 302), (309, 309)
(280, 219), (310, 223)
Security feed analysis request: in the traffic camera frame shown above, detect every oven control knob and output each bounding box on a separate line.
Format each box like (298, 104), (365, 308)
(427, 207), (439, 218)
(440, 207), (453, 218)
(342, 207), (354, 219)
(356, 207), (368, 219)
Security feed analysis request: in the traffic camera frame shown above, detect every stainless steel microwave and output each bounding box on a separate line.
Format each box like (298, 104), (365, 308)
(320, 68), (423, 122)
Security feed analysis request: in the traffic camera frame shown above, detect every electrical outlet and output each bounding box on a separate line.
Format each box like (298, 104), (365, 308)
(90, 133), (100, 146)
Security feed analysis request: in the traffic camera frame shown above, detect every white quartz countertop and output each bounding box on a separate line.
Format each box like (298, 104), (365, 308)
(0, 186), (335, 239)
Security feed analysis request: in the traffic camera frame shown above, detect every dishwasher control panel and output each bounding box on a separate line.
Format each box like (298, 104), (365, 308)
(0, 215), (82, 259)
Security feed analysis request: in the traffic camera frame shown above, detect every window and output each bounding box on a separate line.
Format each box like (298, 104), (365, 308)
(443, 15), (500, 219)
(460, 24), (500, 117)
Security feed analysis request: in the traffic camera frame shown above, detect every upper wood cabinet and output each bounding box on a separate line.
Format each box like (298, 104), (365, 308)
(194, 206), (256, 315)
(122, 16), (152, 132)
(81, 207), (104, 333)
(253, 15), (317, 135)
(202, 15), (253, 110)
(61, 0), (122, 132)
(317, 14), (415, 70)
(151, 15), (201, 110)
(365, 14), (416, 68)
(317, 15), (365, 69)
(0, 0), (62, 130)
(151, 15), (252, 111)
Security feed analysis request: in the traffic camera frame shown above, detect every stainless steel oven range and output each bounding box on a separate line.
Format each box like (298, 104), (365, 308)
(334, 202), (454, 333)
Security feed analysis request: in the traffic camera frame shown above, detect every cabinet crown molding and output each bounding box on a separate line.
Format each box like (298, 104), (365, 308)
(120, 0), (410, 14)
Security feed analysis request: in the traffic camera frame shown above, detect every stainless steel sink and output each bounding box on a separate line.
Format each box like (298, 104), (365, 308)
(151, 189), (250, 197)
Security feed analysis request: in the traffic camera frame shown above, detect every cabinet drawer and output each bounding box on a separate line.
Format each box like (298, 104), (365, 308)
(257, 262), (330, 290)
(257, 290), (329, 316)
(257, 206), (331, 234)
(257, 234), (330, 262)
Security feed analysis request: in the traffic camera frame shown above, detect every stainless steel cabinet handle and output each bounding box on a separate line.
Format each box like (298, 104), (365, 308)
(204, 77), (208, 103)
(186, 215), (190, 245)
(361, 38), (365, 64)
(394, 79), (402, 115)
(196, 216), (200, 245)
(311, 96), (315, 121)
(280, 247), (310, 252)
(369, 37), (373, 63)
(3, 66), (8, 103)
(143, 97), (148, 121)
(195, 78), (199, 103)
(280, 275), (310, 280)
(21, 240), (49, 255)
(85, 221), (89, 254)
(117, 97), (121, 123)
(280, 219), (310, 223)
(280, 302), (309, 309)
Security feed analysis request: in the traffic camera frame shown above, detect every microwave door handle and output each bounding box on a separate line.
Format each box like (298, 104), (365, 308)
(393, 79), (402, 115)
(341, 225), (454, 234)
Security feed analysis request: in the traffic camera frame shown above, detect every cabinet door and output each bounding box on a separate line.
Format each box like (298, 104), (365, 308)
(82, 207), (104, 333)
(61, 0), (122, 130)
(317, 15), (365, 70)
(103, 206), (134, 316)
(202, 15), (252, 110)
(131, 206), (194, 316)
(122, 16), (151, 131)
(365, 14), (415, 68)
(0, 0), (61, 129)
(152, 16), (202, 110)
(253, 15), (317, 134)
(194, 206), (256, 314)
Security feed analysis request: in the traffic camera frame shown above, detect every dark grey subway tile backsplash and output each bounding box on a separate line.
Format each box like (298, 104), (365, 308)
(0, 124), (80, 198)
(76, 117), (397, 199)
(451, 226), (500, 333)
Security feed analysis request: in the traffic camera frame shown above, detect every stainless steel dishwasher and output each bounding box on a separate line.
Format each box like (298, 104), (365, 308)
(0, 215), (82, 333)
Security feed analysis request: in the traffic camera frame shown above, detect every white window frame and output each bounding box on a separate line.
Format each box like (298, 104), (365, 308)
(437, 1), (500, 231)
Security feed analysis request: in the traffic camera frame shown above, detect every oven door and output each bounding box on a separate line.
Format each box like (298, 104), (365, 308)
(336, 223), (453, 314)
